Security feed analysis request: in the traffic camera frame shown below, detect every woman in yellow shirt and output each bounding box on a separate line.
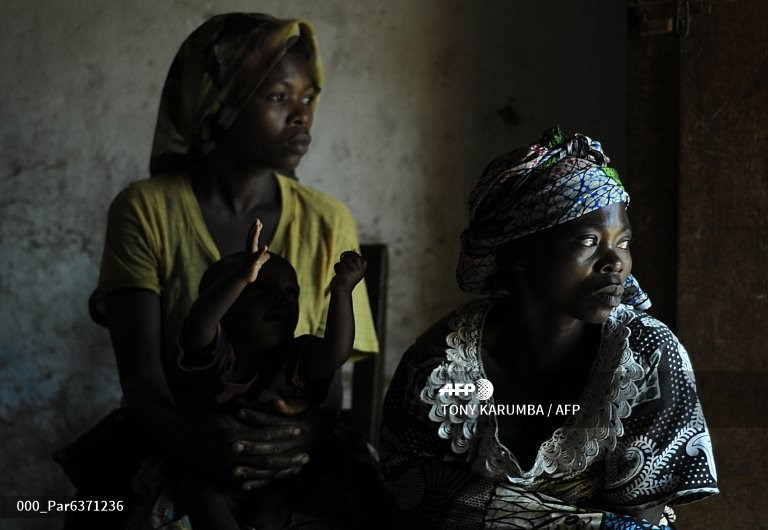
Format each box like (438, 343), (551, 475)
(72, 12), (378, 528)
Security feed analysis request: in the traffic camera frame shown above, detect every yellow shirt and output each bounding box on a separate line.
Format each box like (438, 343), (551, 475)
(92, 172), (378, 373)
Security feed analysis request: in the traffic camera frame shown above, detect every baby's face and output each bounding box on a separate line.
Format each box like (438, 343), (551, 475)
(237, 256), (300, 349)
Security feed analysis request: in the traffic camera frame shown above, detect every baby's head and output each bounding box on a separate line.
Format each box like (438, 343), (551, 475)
(200, 251), (300, 349)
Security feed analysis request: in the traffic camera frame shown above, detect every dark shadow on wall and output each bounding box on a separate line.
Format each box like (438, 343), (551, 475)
(627, 1), (768, 526)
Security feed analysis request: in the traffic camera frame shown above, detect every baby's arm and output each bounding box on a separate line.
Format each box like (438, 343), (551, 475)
(182, 219), (270, 350)
(298, 251), (366, 381)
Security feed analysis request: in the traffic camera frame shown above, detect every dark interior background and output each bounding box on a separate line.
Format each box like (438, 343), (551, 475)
(627, 1), (767, 527)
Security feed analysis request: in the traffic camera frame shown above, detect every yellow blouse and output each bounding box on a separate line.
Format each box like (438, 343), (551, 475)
(92, 172), (379, 373)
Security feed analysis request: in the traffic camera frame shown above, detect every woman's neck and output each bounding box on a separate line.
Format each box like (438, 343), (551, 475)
(192, 155), (281, 216)
(485, 297), (587, 372)
(189, 152), (285, 255)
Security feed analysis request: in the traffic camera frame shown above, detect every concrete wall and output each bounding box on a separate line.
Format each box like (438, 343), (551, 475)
(0, 1), (625, 527)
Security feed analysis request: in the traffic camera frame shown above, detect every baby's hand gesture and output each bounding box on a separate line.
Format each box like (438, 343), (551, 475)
(239, 219), (270, 283)
(330, 251), (366, 293)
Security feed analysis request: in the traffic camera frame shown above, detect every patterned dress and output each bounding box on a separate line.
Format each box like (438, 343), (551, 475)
(380, 298), (718, 529)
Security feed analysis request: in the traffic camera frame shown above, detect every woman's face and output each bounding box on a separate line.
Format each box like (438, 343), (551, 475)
(515, 202), (633, 324)
(222, 52), (318, 171)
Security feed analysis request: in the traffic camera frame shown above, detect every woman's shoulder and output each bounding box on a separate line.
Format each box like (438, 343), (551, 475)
(614, 305), (677, 337)
(612, 305), (682, 358)
(406, 298), (494, 359)
(106, 174), (198, 230)
(278, 174), (353, 219)
(112, 173), (189, 207)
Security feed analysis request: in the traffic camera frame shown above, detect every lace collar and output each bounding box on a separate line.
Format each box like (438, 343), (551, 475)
(419, 298), (645, 480)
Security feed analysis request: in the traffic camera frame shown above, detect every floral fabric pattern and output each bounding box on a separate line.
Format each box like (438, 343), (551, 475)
(381, 298), (718, 529)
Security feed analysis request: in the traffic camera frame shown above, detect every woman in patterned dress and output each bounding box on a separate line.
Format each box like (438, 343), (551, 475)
(380, 127), (718, 529)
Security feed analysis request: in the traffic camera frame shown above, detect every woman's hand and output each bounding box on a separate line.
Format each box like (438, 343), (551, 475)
(187, 402), (327, 491)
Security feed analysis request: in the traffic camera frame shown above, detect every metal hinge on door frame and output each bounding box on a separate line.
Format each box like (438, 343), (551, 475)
(629, 0), (734, 37)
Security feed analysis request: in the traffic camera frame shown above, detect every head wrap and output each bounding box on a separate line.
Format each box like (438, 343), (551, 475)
(457, 126), (650, 309)
(149, 13), (323, 175)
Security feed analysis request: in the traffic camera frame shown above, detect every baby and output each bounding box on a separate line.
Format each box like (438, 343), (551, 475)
(171, 218), (366, 530)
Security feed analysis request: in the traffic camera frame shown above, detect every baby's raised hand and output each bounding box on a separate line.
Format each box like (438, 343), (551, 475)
(330, 251), (367, 293)
(239, 219), (270, 283)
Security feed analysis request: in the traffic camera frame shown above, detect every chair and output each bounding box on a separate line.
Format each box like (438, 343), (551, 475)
(343, 244), (387, 446)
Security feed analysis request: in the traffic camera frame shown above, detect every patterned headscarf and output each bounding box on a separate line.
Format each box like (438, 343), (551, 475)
(149, 13), (323, 175)
(457, 126), (650, 309)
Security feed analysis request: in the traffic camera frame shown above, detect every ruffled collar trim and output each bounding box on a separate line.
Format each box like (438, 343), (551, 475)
(419, 298), (645, 480)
